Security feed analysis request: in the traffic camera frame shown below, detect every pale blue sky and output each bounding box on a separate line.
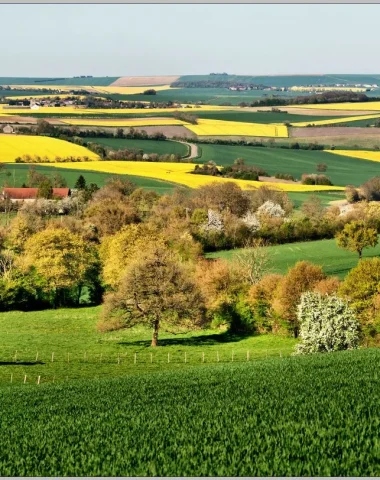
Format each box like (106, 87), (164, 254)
(1, 4), (379, 76)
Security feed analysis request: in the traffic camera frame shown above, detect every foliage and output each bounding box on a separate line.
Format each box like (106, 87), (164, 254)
(23, 228), (99, 306)
(295, 292), (359, 355)
(100, 246), (205, 346)
(336, 221), (378, 258)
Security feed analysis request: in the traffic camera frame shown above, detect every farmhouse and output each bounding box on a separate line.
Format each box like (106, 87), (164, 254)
(2, 125), (14, 134)
(1, 187), (71, 202)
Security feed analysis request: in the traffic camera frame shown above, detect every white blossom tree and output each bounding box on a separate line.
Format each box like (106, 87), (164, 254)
(241, 211), (261, 232)
(204, 209), (224, 232)
(294, 291), (360, 355)
(257, 200), (285, 218)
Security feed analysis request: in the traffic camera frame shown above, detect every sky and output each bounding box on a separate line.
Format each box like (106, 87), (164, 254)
(1, 4), (380, 77)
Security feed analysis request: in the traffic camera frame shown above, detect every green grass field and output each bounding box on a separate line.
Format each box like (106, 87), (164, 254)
(0, 306), (296, 386)
(110, 87), (303, 105)
(198, 144), (379, 186)
(1, 164), (179, 194)
(91, 138), (188, 156)
(207, 237), (380, 279)
(186, 110), (346, 123)
(0, 77), (118, 86)
(0, 348), (379, 475)
(287, 191), (345, 208)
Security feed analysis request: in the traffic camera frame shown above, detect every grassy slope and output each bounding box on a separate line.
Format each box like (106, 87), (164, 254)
(177, 73), (380, 87)
(0, 77), (118, 86)
(208, 237), (380, 279)
(0, 349), (379, 476)
(287, 191), (345, 208)
(1, 164), (179, 194)
(92, 138), (188, 156)
(0, 306), (296, 385)
(185, 110), (347, 123)
(280, 133), (380, 150)
(197, 144), (379, 186)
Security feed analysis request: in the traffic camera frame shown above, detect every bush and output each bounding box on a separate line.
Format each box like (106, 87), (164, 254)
(294, 292), (360, 355)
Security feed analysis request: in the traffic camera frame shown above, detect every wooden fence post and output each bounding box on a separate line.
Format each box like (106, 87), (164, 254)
(35, 352), (39, 362)
(23, 375), (27, 384)
(247, 350), (250, 361)
(134, 353), (137, 364)
(37, 376), (41, 385)
(10, 374), (13, 384)
(51, 352), (54, 363)
(184, 352), (187, 363)
(202, 352), (205, 363)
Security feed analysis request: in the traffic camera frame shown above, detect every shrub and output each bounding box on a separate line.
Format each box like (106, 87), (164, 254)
(294, 292), (360, 355)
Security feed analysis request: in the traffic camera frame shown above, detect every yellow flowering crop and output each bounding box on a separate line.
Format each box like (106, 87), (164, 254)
(185, 119), (288, 138)
(40, 161), (344, 192)
(60, 118), (188, 127)
(286, 102), (380, 112)
(291, 114), (380, 126)
(0, 135), (99, 162)
(325, 149), (380, 163)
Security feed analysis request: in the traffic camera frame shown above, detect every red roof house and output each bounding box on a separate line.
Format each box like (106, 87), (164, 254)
(2, 188), (70, 201)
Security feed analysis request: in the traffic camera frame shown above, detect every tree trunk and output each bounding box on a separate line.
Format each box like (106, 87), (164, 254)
(294, 326), (299, 338)
(359, 250), (362, 259)
(77, 285), (83, 306)
(151, 321), (159, 347)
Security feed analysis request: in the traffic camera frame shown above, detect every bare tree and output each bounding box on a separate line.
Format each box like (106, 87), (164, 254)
(233, 238), (272, 285)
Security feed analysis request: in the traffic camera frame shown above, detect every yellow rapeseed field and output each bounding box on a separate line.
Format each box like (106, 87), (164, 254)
(291, 114), (380, 127)
(186, 119), (288, 138)
(60, 118), (188, 127)
(0, 135), (99, 162)
(286, 102), (380, 112)
(40, 161), (344, 192)
(325, 149), (380, 163)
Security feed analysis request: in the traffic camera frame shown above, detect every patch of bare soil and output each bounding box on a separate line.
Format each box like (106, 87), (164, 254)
(0, 116), (38, 124)
(291, 127), (380, 137)
(110, 76), (180, 87)
(259, 176), (300, 185)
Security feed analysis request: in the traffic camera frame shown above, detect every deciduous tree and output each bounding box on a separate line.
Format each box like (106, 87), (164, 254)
(100, 246), (205, 346)
(336, 221), (378, 259)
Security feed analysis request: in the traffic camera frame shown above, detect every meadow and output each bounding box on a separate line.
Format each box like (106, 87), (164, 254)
(0, 164), (179, 194)
(287, 101), (380, 112)
(0, 135), (99, 162)
(0, 306), (296, 385)
(0, 348), (379, 476)
(90, 138), (189, 156)
(198, 144), (380, 186)
(40, 161), (345, 192)
(208, 237), (380, 279)
(291, 113), (380, 127)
